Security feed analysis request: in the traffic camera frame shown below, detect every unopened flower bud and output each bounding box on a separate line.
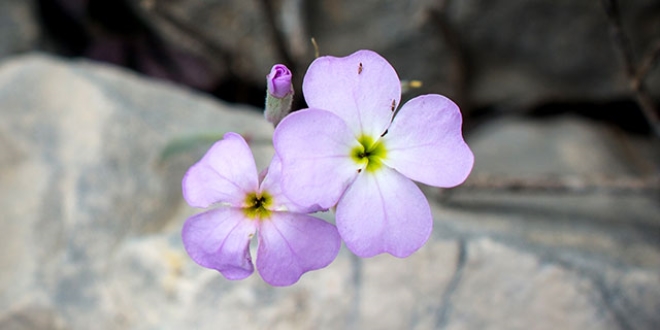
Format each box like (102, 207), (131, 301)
(265, 64), (294, 127)
(267, 64), (293, 98)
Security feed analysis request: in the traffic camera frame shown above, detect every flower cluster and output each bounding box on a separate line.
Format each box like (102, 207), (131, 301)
(182, 50), (474, 286)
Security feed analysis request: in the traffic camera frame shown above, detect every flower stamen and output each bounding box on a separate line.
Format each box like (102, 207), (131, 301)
(351, 135), (387, 172)
(243, 191), (273, 219)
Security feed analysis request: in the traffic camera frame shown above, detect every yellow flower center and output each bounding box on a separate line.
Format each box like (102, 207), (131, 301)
(350, 135), (387, 173)
(243, 191), (273, 219)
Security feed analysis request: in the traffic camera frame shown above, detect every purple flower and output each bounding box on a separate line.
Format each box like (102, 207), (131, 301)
(273, 50), (474, 258)
(267, 64), (293, 98)
(182, 132), (341, 286)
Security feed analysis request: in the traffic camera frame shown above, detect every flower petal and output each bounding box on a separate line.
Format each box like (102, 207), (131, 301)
(267, 64), (293, 99)
(182, 207), (257, 280)
(382, 95), (474, 187)
(182, 132), (259, 208)
(336, 167), (432, 258)
(302, 49), (401, 137)
(256, 212), (341, 286)
(273, 109), (359, 209)
(260, 154), (324, 214)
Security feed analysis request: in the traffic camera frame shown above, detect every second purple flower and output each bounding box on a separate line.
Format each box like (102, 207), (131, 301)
(273, 50), (474, 258)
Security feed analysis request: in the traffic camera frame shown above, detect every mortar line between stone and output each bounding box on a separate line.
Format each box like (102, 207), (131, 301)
(435, 238), (467, 329)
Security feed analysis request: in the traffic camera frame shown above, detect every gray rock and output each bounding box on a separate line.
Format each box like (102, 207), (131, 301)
(444, 239), (618, 330)
(0, 53), (274, 328)
(309, 0), (660, 108)
(446, 0), (660, 107)
(437, 116), (660, 269)
(467, 116), (658, 177)
(1, 54), (659, 329)
(0, 0), (39, 59)
(137, 0), (280, 86)
(432, 116), (660, 329)
(0, 303), (67, 330)
(135, 0), (659, 109)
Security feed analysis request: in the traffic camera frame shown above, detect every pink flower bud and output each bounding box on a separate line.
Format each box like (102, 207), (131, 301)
(267, 64), (293, 98)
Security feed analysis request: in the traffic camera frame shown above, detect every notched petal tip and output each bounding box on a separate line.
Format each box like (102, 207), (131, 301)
(256, 213), (341, 286)
(336, 169), (433, 258)
(182, 208), (257, 280)
(383, 94), (474, 188)
(302, 49), (401, 137)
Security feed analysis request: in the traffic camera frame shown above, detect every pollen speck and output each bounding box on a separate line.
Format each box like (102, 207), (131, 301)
(409, 80), (423, 88)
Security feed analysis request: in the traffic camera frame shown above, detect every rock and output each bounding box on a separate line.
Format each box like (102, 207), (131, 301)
(0, 303), (67, 330)
(1, 54), (659, 329)
(602, 269), (660, 330)
(137, 0), (280, 86)
(32, 0), (660, 111)
(445, 0), (660, 107)
(437, 116), (660, 268)
(105, 234), (459, 329)
(432, 115), (660, 329)
(0, 0), (39, 58)
(308, 0), (660, 108)
(467, 116), (658, 177)
(0, 53), (274, 328)
(132, 0), (660, 109)
(444, 239), (617, 330)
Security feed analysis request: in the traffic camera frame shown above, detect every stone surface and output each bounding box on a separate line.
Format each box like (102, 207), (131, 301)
(137, 0), (280, 86)
(446, 239), (616, 330)
(431, 116), (660, 329)
(0, 53), (274, 328)
(0, 0), (39, 58)
(310, 0), (660, 107)
(13, 0), (660, 111)
(467, 116), (659, 177)
(0, 54), (659, 330)
(133, 0), (660, 108)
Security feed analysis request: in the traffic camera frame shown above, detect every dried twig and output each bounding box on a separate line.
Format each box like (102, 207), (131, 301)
(599, 0), (660, 137)
(452, 1), (660, 195)
(256, 0), (296, 69)
(428, 1), (470, 114)
(633, 40), (660, 89)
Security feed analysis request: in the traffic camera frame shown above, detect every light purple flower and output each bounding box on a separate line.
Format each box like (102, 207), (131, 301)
(267, 64), (293, 98)
(182, 132), (340, 286)
(273, 50), (474, 258)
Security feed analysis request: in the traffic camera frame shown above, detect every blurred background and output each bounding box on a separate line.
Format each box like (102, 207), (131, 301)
(0, 0), (659, 329)
(18, 0), (660, 129)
